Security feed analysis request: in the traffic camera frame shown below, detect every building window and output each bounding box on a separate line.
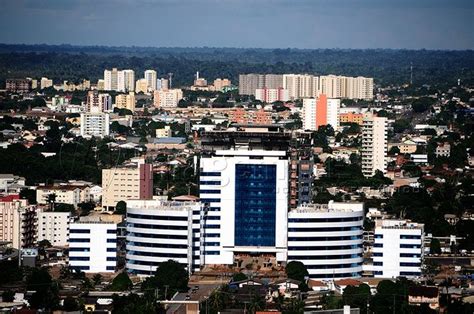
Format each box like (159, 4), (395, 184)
(234, 164), (276, 247)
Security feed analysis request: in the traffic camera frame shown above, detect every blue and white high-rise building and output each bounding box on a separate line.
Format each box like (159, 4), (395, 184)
(200, 149), (289, 265)
(287, 201), (364, 279)
(125, 200), (201, 276)
(372, 220), (424, 278)
(69, 221), (117, 273)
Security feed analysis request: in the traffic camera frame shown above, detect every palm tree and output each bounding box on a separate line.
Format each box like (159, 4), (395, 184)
(47, 193), (57, 211)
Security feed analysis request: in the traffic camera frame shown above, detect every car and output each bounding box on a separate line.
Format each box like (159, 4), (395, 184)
(185, 295), (191, 300)
(194, 285), (199, 290)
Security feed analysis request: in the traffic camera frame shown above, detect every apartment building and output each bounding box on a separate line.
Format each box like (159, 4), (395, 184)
(361, 113), (387, 177)
(153, 89), (183, 108)
(37, 211), (71, 247)
(372, 220), (424, 278)
(302, 95), (340, 131)
(155, 126), (172, 138)
(115, 92), (136, 112)
(117, 69), (135, 92)
(80, 112), (110, 138)
(6, 79), (31, 93)
(0, 195), (37, 249)
(238, 74), (283, 96)
(101, 160), (153, 210)
(69, 220), (117, 273)
(40, 77), (53, 90)
(255, 88), (289, 103)
(144, 70), (157, 91)
(36, 185), (85, 208)
(282, 74), (319, 100)
(0, 174), (26, 195)
(213, 78), (231, 91)
(339, 112), (364, 125)
(104, 68), (119, 91)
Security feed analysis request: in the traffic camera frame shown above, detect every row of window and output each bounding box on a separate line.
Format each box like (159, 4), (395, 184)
(288, 226), (362, 232)
(69, 238), (116, 243)
(128, 232), (187, 240)
(288, 254), (362, 260)
(374, 234), (421, 239)
(128, 241), (188, 249)
(199, 181), (221, 185)
(200, 172), (221, 176)
(288, 217), (363, 223)
(308, 272), (361, 279)
(127, 251), (187, 258)
(127, 223), (187, 230)
(305, 263), (362, 269)
(127, 213), (188, 221)
(288, 244), (362, 251)
(289, 235), (362, 242)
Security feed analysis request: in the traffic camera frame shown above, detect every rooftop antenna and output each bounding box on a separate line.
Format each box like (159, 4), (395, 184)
(168, 72), (173, 88)
(410, 62), (413, 85)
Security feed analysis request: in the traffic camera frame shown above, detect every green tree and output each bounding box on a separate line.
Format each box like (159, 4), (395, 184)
(430, 238), (442, 254)
(232, 272), (247, 282)
(93, 274), (103, 286)
(286, 261), (308, 283)
(343, 284), (371, 313)
(63, 296), (79, 311)
(115, 201), (127, 215)
(2, 290), (15, 302)
(142, 260), (189, 299)
(26, 267), (59, 310)
(110, 272), (133, 291)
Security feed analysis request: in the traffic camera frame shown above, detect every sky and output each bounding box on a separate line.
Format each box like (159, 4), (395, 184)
(0, 0), (473, 50)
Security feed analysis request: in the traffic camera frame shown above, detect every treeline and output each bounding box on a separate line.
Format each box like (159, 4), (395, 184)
(0, 45), (473, 87)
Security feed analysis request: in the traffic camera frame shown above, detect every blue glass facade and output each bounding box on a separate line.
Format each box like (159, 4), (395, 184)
(234, 164), (276, 247)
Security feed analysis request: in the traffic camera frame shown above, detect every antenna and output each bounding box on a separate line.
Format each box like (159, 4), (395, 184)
(410, 63), (413, 85)
(168, 73), (173, 89)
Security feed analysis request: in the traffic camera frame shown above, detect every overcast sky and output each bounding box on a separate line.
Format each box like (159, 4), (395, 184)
(0, 0), (472, 49)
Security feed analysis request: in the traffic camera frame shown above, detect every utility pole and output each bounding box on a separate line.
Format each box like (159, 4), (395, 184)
(164, 285), (169, 300)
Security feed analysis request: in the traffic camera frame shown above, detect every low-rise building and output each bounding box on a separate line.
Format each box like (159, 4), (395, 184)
(36, 185), (82, 208)
(435, 142), (451, 157)
(37, 211), (71, 246)
(69, 219), (117, 273)
(372, 219), (424, 278)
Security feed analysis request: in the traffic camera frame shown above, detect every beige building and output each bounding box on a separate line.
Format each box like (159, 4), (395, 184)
(37, 210), (70, 247)
(104, 68), (119, 91)
(238, 74), (283, 96)
(36, 185), (86, 208)
(153, 89), (183, 108)
(0, 195), (37, 249)
(362, 113), (387, 177)
(40, 77), (53, 90)
(319, 75), (373, 100)
(213, 78), (231, 91)
(135, 79), (148, 94)
(101, 160), (153, 210)
(283, 74), (319, 100)
(156, 126), (172, 138)
(144, 70), (157, 91)
(115, 92), (136, 112)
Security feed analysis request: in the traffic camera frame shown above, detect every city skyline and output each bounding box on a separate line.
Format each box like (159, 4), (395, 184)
(0, 0), (473, 50)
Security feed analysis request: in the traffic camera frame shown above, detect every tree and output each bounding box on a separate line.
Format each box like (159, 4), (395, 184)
(286, 261), (308, 283)
(141, 260), (189, 299)
(343, 284), (371, 313)
(26, 267), (59, 310)
(110, 272), (133, 291)
(47, 193), (56, 211)
(78, 202), (95, 216)
(2, 290), (15, 302)
(430, 238), (442, 254)
(232, 272), (247, 282)
(115, 201), (127, 215)
(63, 296), (79, 311)
(93, 274), (103, 286)
(388, 146), (400, 155)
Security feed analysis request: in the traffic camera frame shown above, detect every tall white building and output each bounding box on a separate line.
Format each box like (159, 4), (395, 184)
(99, 93), (113, 112)
(118, 69), (135, 92)
(126, 200), (201, 276)
(361, 113), (387, 177)
(302, 95), (339, 131)
(0, 195), (37, 249)
(153, 89), (183, 108)
(282, 74), (319, 100)
(319, 75), (373, 100)
(104, 68), (119, 91)
(37, 211), (70, 247)
(288, 201), (364, 279)
(80, 112), (110, 138)
(200, 149), (289, 265)
(144, 70), (157, 91)
(69, 220), (117, 273)
(372, 220), (424, 278)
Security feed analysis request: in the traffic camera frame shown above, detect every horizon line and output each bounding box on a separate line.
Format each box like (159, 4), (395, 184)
(0, 43), (473, 52)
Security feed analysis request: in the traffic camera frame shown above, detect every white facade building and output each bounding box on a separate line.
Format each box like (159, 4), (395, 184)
(372, 220), (424, 278)
(117, 69), (135, 92)
(104, 68), (118, 91)
(80, 112), (110, 138)
(37, 211), (70, 247)
(36, 186), (82, 208)
(327, 98), (341, 130)
(282, 74), (319, 100)
(69, 221), (117, 273)
(126, 200), (201, 276)
(362, 113), (387, 177)
(144, 70), (157, 92)
(255, 88), (289, 103)
(200, 149), (289, 265)
(287, 201), (364, 279)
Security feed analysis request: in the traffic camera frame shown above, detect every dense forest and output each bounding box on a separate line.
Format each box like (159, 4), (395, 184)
(0, 44), (473, 88)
